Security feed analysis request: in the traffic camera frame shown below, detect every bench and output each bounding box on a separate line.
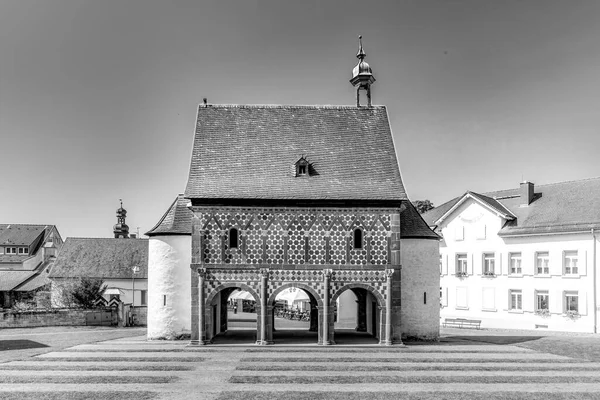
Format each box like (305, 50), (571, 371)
(443, 318), (481, 329)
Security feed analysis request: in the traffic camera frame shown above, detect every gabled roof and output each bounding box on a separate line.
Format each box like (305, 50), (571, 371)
(50, 238), (148, 279)
(184, 105), (407, 202)
(145, 195), (192, 236)
(428, 191), (516, 226)
(423, 177), (600, 236)
(0, 271), (37, 291)
(0, 224), (48, 246)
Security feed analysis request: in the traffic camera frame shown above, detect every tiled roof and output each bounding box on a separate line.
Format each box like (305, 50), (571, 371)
(0, 224), (48, 246)
(468, 192), (515, 219)
(146, 195), (192, 236)
(185, 105), (407, 201)
(13, 267), (52, 292)
(49, 238), (148, 279)
(0, 271), (36, 291)
(422, 177), (600, 236)
(400, 201), (440, 240)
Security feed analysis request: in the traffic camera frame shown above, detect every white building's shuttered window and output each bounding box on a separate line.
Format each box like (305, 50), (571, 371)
(563, 251), (578, 275)
(456, 287), (468, 309)
(509, 253), (522, 275)
(509, 289), (522, 311)
(535, 252), (549, 275)
(482, 287), (495, 311)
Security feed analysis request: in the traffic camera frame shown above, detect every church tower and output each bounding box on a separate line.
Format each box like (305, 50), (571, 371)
(113, 200), (130, 238)
(350, 35), (375, 107)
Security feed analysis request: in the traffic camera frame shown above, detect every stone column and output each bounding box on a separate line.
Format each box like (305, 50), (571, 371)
(198, 268), (207, 345)
(257, 268), (269, 345)
(382, 268), (394, 346)
(322, 269), (332, 345)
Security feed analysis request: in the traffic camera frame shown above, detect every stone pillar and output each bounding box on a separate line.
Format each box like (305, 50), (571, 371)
(197, 268), (207, 345)
(322, 269), (332, 345)
(257, 268), (270, 345)
(354, 289), (367, 332)
(382, 268), (394, 345)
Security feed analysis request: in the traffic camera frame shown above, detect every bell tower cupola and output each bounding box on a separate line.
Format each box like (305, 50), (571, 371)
(113, 199), (130, 238)
(350, 35), (376, 107)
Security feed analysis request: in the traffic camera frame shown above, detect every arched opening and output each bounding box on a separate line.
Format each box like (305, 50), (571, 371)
(331, 284), (383, 345)
(205, 284), (259, 344)
(353, 228), (363, 249)
(268, 283), (321, 344)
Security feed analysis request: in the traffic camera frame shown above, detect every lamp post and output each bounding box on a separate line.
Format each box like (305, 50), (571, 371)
(132, 265), (140, 305)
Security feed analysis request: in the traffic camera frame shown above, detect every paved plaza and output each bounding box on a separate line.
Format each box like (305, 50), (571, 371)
(1, 324), (600, 399)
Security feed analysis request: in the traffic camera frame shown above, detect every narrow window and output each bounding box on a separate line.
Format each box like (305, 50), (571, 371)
(163, 295), (167, 306)
(229, 228), (239, 248)
(423, 292), (427, 304)
(141, 290), (147, 306)
(353, 228), (363, 249)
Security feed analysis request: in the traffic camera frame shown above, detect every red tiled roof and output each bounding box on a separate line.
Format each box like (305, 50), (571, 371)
(50, 238), (148, 279)
(184, 105), (407, 201)
(145, 195), (192, 236)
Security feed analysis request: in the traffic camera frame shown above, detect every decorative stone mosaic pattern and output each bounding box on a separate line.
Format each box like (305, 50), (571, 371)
(200, 209), (393, 265)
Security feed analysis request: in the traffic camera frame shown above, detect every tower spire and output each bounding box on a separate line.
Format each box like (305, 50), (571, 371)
(113, 199), (130, 238)
(350, 35), (375, 107)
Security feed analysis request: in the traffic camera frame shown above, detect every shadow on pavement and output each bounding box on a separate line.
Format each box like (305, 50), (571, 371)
(441, 335), (544, 345)
(0, 340), (49, 351)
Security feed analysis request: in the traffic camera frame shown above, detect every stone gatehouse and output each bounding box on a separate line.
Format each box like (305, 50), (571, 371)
(146, 38), (440, 344)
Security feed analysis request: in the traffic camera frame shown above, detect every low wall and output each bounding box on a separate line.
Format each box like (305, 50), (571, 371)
(131, 306), (147, 326)
(0, 309), (107, 329)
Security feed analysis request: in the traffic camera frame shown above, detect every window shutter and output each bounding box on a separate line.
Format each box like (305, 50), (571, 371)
(442, 254), (448, 275)
(495, 253), (503, 275)
(474, 253), (481, 275)
(522, 288), (534, 312)
(550, 290), (563, 314)
(476, 224), (486, 240)
(482, 287), (495, 310)
(521, 250), (532, 276)
(467, 253), (473, 275)
(448, 253), (455, 275)
(579, 291), (587, 316)
(579, 249), (587, 276)
(550, 250), (562, 276)
(501, 289), (509, 311)
(455, 225), (464, 241)
(441, 287), (448, 307)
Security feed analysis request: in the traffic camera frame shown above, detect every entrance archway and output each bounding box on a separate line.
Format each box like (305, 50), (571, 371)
(331, 283), (384, 345)
(205, 283), (260, 344)
(268, 283), (322, 344)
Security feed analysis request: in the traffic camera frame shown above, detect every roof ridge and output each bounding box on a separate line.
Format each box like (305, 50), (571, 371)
(484, 176), (600, 196)
(197, 104), (386, 109)
(0, 224), (53, 227)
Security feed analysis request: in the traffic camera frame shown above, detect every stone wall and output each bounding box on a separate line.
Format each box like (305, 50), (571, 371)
(0, 309), (88, 328)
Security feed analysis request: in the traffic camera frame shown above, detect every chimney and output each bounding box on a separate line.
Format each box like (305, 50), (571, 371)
(520, 181), (534, 206)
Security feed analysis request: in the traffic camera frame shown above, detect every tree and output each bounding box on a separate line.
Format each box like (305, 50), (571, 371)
(413, 200), (434, 214)
(54, 278), (107, 309)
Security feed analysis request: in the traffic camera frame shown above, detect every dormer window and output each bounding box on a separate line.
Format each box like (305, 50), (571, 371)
(295, 156), (311, 177)
(229, 228), (239, 249)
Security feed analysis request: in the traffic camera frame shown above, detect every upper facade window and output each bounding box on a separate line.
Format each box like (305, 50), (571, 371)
(509, 289), (522, 311)
(563, 251), (578, 275)
(456, 254), (467, 276)
(18, 247), (28, 255)
(483, 253), (495, 276)
(353, 228), (363, 249)
(535, 252), (549, 275)
(229, 228), (239, 249)
(509, 252), (522, 275)
(5, 247), (17, 254)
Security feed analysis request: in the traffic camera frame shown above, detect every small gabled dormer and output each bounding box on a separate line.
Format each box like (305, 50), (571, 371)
(295, 156), (311, 177)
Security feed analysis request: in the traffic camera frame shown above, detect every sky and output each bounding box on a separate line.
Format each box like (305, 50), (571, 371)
(1, 0), (600, 239)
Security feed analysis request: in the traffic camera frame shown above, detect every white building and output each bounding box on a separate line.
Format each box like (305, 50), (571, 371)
(423, 178), (600, 333)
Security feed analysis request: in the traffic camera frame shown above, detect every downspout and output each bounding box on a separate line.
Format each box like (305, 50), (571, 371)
(593, 228), (597, 334)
